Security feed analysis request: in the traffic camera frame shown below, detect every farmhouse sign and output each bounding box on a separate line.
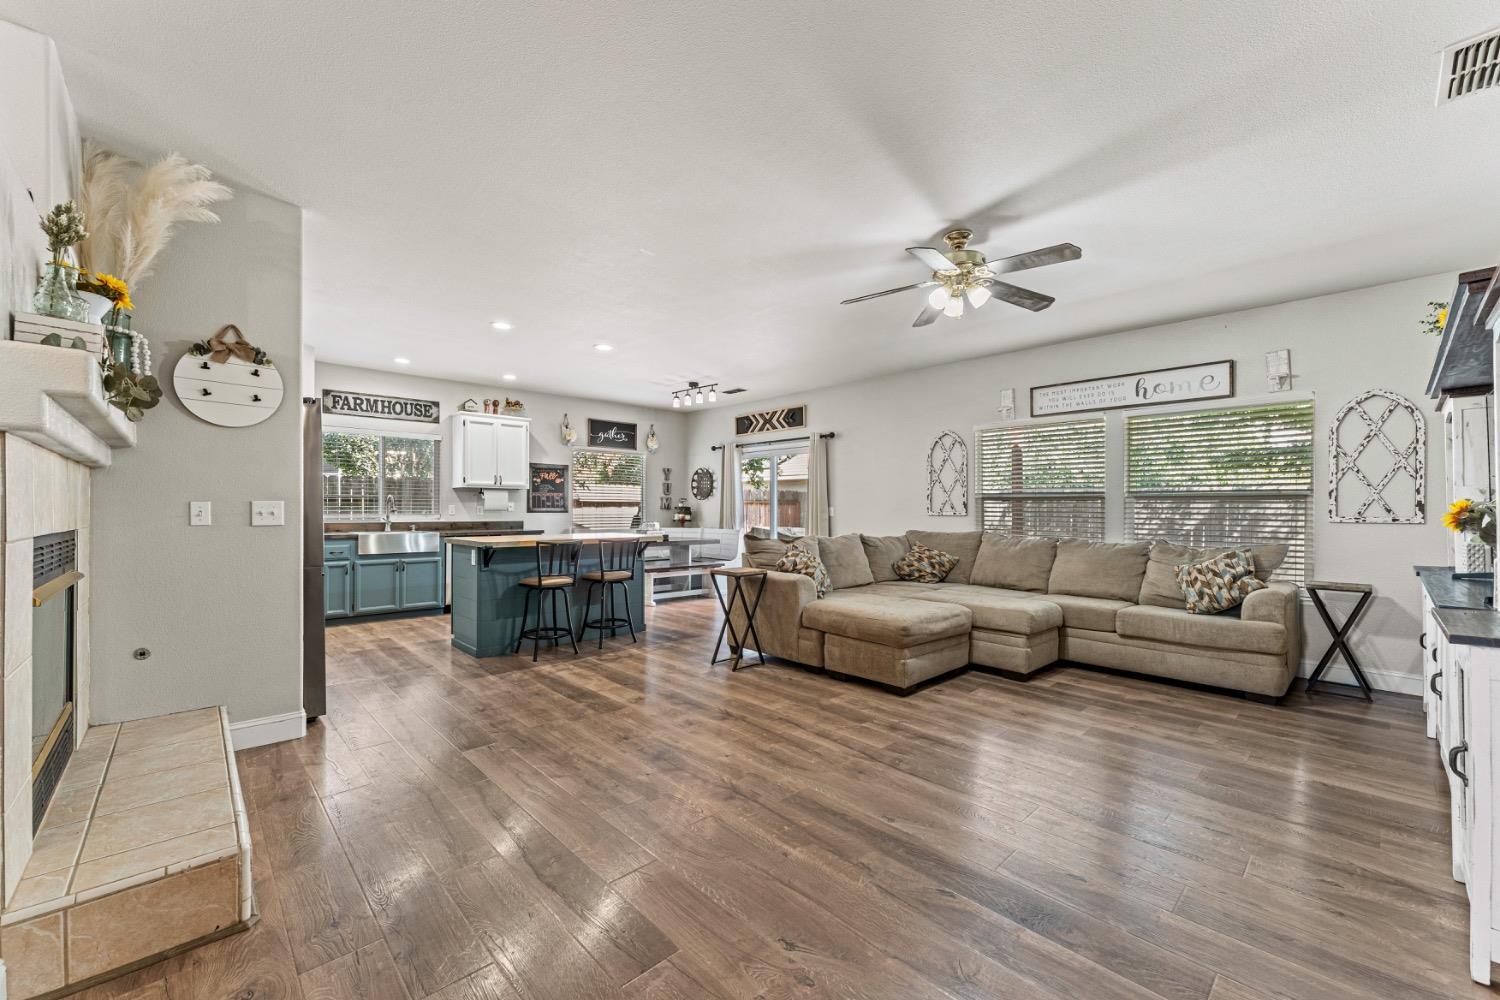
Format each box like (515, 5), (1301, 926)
(1030, 361), (1235, 417)
(321, 389), (440, 423)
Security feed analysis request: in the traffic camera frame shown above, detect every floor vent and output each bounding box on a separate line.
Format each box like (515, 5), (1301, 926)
(1439, 29), (1500, 103)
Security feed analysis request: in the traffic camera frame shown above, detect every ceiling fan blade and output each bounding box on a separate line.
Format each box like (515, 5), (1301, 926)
(912, 302), (942, 327)
(906, 246), (958, 273)
(985, 280), (1055, 312)
(985, 243), (1082, 274)
(840, 280), (936, 305)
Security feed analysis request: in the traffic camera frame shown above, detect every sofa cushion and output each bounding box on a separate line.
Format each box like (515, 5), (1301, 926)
(803, 594), (972, 648)
(906, 530), (984, 585)
(744, 534), (790, 570)
(861, 534), (911, 583)
(1040, 594), (1131, 631)
(893, 543), (959, 583)
(1048, 539), (1151, 601)
(861, 581), (943, 596)
(1137, 540), (1289, 608)
(775, 539), (831, 597)
(818, 533), (876, 590)
(1177, 550), (1266, 614)
(970, 534), (1057, 592)
(1116, 604), (1286, 655)
(908, 589), (1062, 634)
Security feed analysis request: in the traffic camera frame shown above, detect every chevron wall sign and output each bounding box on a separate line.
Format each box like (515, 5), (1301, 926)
(735, 404), (808, 436)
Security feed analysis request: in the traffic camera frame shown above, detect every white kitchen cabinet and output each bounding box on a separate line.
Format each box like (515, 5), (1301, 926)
(1446, 394), (1494, 572)
(447, 414), (530, 489)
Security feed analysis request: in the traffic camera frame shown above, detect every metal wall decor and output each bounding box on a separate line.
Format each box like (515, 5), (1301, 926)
(926, 430), (969, 517)
(691, 466), (715, 500)
(735, 403), (807, 436)
(1328, 389), (1425, 524)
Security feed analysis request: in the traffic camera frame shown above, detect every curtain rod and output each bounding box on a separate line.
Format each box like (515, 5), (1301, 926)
(711, 432), (834, 451)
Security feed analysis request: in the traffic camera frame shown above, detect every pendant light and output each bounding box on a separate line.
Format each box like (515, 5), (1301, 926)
(672, 394), (681, 408)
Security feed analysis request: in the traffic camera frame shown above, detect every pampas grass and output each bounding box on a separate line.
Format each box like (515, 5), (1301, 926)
(79, 143), (231, 289)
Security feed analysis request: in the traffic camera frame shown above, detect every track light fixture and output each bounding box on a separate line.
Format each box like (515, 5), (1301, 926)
(671, 380), (718, 408)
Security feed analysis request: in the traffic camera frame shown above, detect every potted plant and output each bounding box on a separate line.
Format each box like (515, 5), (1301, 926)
(76, 272), (134, 362)
(31, 201), (89, 322)
(1444, 497), (1496, 578)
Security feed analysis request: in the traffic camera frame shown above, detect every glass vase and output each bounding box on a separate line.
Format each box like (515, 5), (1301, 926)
(105, 314), (133, 367)
(30, 263), (88, 322)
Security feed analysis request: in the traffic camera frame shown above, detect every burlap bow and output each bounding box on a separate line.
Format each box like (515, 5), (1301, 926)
(207, 325), (258, 364)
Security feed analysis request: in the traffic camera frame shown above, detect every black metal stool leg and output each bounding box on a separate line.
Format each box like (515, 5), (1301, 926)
(515, 588), (533, 655)
(562, 588), (579, 655)
(620, 581), (637, 642)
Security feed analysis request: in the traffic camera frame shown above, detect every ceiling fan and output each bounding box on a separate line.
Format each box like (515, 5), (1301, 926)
(840, 229), (1081, 327)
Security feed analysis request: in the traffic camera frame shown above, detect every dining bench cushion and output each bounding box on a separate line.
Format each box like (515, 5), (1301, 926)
(907, 587), (1063, 634)
(1116, 604), (1286, 655)
(970, 534), (1057, 592)
(803, 594), (971, 648)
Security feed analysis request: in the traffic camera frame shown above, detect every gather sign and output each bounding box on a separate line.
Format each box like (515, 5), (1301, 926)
(1030, 361), (1235, 417)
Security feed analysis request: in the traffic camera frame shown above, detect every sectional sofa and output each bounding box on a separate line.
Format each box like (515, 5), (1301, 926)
(734, 530), (1302, 700)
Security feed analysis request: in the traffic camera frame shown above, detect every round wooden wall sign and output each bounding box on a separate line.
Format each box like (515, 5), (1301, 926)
(174, 353), (284, 427)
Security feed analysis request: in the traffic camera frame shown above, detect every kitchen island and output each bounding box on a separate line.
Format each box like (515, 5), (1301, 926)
(448, 532), (664, 657)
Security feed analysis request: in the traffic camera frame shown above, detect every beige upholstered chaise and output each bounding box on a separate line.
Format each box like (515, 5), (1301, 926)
(734, 530), (1301, 699)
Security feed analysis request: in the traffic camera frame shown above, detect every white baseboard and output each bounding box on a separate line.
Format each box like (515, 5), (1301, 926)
(1296, 661), (1422, 696)
(229, 710), (306, 750)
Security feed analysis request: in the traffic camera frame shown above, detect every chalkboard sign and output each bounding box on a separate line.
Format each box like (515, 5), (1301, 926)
(527, 463), (569, 512)
(587, 418), (638, 450)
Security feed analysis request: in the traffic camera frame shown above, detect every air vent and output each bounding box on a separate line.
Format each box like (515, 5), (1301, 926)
(1439, 29), (1500, 104)
(720, 387), (748, 395)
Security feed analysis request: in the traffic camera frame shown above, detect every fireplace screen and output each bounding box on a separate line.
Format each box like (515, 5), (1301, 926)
(32, 531), (79, 830)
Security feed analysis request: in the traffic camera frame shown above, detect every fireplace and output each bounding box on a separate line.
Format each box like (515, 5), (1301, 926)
(31, 530), (79, 832)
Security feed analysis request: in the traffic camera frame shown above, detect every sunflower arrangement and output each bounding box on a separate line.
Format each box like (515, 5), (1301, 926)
(1444, 498), (1496, 547)
(1422, 300), (1450, 336)
(77, 271), (133, 324)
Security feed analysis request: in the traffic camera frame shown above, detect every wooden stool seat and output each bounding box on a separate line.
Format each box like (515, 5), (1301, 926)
(520, 575), (575, 588)
(582, 569), (633, 583)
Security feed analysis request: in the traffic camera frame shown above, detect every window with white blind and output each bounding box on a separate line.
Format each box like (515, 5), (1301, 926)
(975, 419), (1106, 541)
(1126, 400), (1315, 582)
(322, 430), (440, 519)
(571, 449), (644, 530)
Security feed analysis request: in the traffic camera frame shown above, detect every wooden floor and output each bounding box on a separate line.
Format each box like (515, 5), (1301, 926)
(75, 600), (1493, 1000)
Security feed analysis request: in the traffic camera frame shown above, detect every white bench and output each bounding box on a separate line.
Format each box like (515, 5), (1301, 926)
(645, 528), (740, 604)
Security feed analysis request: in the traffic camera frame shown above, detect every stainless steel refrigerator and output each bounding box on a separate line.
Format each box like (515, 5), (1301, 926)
(302, 396), (326, 719)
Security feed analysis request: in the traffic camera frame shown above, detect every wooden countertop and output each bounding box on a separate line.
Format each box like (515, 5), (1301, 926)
(448, 532), (665, 548)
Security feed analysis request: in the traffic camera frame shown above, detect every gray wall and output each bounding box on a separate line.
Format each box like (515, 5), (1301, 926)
(90, 186), (303, 729)
(315, 362), (689, 530)
(684, 272), (1459, 693)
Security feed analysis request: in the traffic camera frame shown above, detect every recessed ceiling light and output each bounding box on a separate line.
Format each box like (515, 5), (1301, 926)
(501, 373), (517, 381)
(490, 320), (512, 331)
(594, 343), (614, 352)
(393, 357), (410, 365)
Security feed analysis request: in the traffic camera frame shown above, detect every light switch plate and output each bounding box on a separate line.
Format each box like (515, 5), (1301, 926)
(251, 500), (285, 526)
(190, 501), (212, 526)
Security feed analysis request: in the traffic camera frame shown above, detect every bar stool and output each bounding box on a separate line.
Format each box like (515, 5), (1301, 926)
(578, 539), (645, 648)
(515, 541), (581, 662)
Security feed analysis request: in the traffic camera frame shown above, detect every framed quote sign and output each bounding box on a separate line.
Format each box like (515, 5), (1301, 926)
(1030, 360), (1234, 417)
(527, 463), (568, 512)
(587, 418), (638, 450)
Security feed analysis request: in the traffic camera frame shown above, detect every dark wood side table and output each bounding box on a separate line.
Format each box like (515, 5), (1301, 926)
(1304, 580), (1374, 700)
(710, 567), (768, 671)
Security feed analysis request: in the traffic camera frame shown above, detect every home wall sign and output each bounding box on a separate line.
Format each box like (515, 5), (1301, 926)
(174, 326), (284, 428)
(926, 431), (969, 516)
(1030, 360), (1235, 417)
(735, 403), (807, 436)
(1328, 389), (1425, 524)
(527, 463), (569, 513)
(321, 389), (439, 423)
(587, 418), (637, 450)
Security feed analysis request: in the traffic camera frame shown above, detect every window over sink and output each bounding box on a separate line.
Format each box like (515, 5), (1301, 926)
(322, 430), (441, 519)
(571, 448), (644, 530)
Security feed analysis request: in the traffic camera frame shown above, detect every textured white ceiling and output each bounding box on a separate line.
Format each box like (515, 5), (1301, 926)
(6, 2), (1499, 406)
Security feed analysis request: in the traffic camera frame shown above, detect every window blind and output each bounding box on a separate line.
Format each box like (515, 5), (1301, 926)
(975, 419), (1106, 541)
(1125, 400), (1315, 582)
(571, 449), (644, 530)
(322, 430), (441, 519)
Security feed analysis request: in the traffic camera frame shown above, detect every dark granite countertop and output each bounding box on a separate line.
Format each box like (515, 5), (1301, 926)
(324, 520), (539, 540)
(1415, 565), (1494, 611)
(1435, 608), (1500, 648)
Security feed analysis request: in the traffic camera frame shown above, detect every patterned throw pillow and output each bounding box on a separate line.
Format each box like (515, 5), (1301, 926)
(775, 538), (831, 597)
(1176, 550), (1266, 614)
(893, 543), (959, 583)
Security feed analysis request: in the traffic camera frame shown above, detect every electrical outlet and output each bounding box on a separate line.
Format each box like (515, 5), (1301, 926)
(190, 501), (212, 526)
(251, 500), (285, 526)
(507, 501), (515, 511)
(447, 504), (456, 515)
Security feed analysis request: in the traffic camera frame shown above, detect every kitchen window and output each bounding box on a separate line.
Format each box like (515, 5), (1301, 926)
(974, 418), (1106, 541)
(571, 449), (644, 530)
(322, 430), (441, 519)
(1125, 399), (1315, 582)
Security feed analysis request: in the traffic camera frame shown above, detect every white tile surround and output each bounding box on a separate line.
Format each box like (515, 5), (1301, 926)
(0, 433), (92, 903)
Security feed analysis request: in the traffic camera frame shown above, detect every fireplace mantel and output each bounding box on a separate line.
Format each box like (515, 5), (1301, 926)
(0, 341), (137, 467)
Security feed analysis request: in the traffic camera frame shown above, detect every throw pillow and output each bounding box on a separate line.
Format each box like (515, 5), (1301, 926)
(1176, 550), (1266, 614)
(893, 543), (959, 583)
(775, 539), (831, 597)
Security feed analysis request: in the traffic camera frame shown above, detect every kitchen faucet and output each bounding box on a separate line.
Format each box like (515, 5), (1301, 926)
(384, 495), (397, 531)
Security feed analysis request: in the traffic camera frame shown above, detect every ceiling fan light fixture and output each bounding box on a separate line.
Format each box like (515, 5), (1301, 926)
(927, 286), (950, 310)
(966, 284), (992, 309)
(943, 294), (964, 319)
